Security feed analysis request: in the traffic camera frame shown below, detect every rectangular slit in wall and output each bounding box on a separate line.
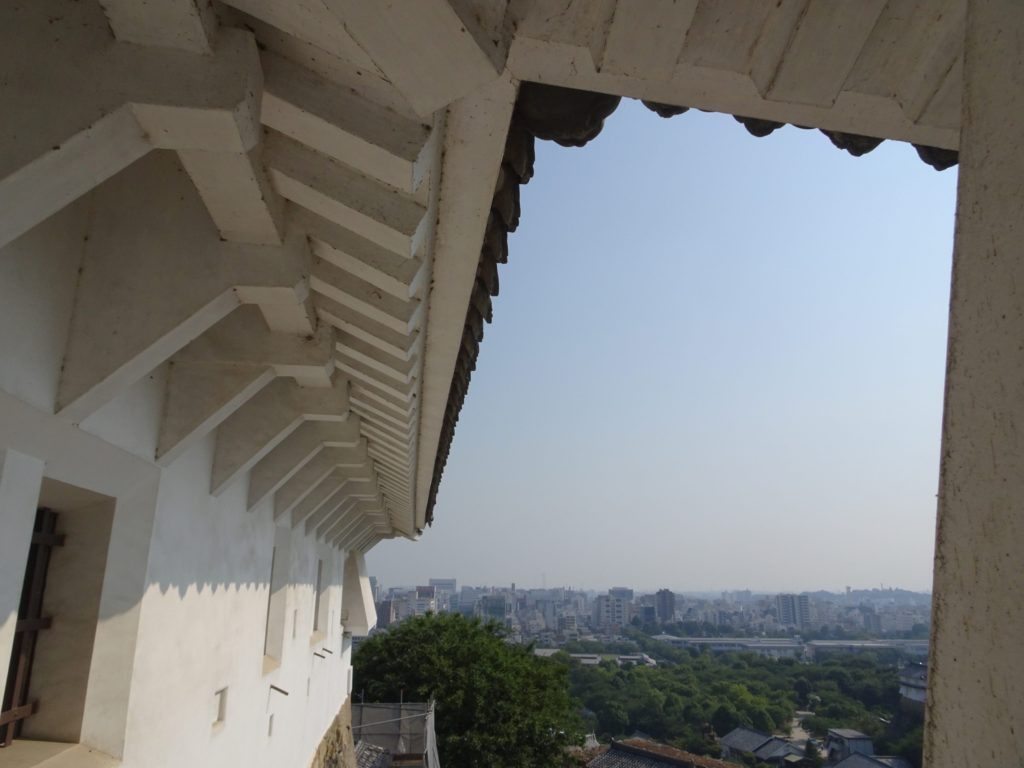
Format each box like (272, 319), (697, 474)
(263, 548), (277, 658)
(213, 687), (227, 727)
(313, 559), (323, 632)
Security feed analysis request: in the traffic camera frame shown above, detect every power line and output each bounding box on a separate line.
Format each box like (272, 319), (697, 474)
(352, 710), (431, 730)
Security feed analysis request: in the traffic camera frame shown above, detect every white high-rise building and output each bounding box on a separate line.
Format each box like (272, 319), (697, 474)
(594, 594), (630, 631)
(776, 594), (812, 629)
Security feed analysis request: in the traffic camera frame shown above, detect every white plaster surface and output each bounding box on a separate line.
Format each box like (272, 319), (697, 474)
(0, 199), (89, 414)
(80, 365), (168, 463)
(925, 2), (1024, 765)
(116, 435), (352, 767)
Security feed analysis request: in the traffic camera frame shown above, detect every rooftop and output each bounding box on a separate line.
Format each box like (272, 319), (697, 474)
(828, 728), (872, 740)
(833, 755), (913, 768)
(719, 726), (771, 753)
(588, 739), (734, 768)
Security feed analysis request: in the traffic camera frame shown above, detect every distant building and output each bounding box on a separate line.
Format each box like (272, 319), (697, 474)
(457, 586), (483, 617)
(881, 611), (920, 633)
(899, 662), (928, 716)
(479, 594), (510, 622)
(776, 594), (811, 628)
(375, 600), (395, 629)
(594, 594), (630, 631)
(558, 614), (578, 635)
(428, 579), (456, 606)
(587, 738), (733, 768)
(428, 578), (457, 612)
(722, 590), (755, 604)
(805, 639), (929, 659)
(391, 594), (418, 622)
(833, 755), (912, 768)
(414, 586), (438, 615)
(609, 587), (635, 601)
(653, 635), (803, 659)
(716, 728), (804, 765)
(826, 729), (874, 762)
(719, 727), (772, 761)
(862, 609), (883, 634)
(655, 589), (676, 624)
(753, 737), (804, 764)
(616, 654), (657, 667)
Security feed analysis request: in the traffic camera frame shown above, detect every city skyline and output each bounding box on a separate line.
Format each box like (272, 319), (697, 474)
(368, 100), (956, 594)
(371, 575), (932, 643)
(369, 577), (933, 596)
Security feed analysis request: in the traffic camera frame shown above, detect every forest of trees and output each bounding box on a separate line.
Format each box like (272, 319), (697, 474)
(353, 618), (922, 768)
(557, 631), (923, 766)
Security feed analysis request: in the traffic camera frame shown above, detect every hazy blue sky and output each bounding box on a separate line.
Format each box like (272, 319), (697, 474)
(368, 99), (958, 594)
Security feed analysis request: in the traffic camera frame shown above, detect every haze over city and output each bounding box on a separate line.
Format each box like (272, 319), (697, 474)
(369, 100), (957, 593)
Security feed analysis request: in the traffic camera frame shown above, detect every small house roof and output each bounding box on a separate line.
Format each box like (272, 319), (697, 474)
(828, 728), (872, 740)
(753, 737), (801, 760)
(587, 739), (733, 768)
(720, 726), (771, 753)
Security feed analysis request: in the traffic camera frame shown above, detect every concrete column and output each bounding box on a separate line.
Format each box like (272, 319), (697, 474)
(0, 448), (44, 698)
(925, 3), (1024, 766)
(341, 552), (376, 636)
(80, 475), (160, 758)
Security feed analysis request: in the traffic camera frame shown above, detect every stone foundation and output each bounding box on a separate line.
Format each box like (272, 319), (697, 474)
(310, 698), (357, 768)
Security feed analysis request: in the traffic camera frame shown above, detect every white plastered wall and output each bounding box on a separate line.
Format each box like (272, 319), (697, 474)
(120, 435), (351, 768)
(0, 196), (88, 414)
(0, 149), (367, 768)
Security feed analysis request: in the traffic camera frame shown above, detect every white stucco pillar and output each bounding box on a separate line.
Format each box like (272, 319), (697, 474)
(0, 448), (45, 698)
(925, 3), (1024, 766)
(341, 552), (377, 637)
(80, 475), (161, 759)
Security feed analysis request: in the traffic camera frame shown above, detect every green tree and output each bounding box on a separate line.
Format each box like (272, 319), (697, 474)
(353, 614), (581, 768)
(710, 701), (745, 736)
(793, 677), (812, 706)
(804, 740), (824, 767)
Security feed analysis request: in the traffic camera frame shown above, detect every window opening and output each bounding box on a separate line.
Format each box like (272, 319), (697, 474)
(262, 548), (277, 658)
(213, 687), (227, 727)
(313, 559), (324, 633)
(263, 526), (290, 665)
(0, 508), (63, 746)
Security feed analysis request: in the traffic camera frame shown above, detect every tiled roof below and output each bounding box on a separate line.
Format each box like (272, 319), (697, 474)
(588, 739), (733, 768)
(719, 726), (771, 753)
(356, 741), (391, 768)
(753, 737), (801, 760)
(829, 728), (872, 740)
(834, 755), (912, 768)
